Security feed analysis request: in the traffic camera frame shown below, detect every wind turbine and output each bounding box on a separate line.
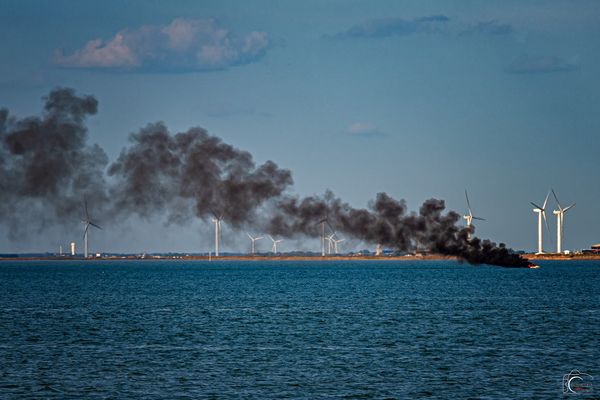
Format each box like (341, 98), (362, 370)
(463, 190), (485, 241)
(530, 191), (550, 254)
(246, 232), (263, 255)
(552, 189), (575, 254)
(316, 216), (336, 256)
(211, 213), (222, 257)
(332, 237), (345, 254)
(81, 198), (102, 258)
(268, 235), (283, 253)
(316, 218), (327, 256)
(326, 233), (335, 255)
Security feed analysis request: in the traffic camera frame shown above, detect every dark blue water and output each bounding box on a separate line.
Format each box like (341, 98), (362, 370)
(1, 260), (599, 399)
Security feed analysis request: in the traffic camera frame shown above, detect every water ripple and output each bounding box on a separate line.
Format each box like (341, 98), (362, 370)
(0, 259), (599, 398)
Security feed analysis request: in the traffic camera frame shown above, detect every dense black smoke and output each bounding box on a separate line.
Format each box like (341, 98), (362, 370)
(0, 88), (108, 237)
(269, 191), (528, 267)
(107, 122), (293, 225)
(0, 88), (529, 267)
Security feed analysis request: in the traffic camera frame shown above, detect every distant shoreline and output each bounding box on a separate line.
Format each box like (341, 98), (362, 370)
(522, 253), (600, 261)
(1, 253), (600, 262)
(0, 254), (456, 262)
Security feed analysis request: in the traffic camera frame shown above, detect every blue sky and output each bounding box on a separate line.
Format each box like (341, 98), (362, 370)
(1, 0), (599, 253)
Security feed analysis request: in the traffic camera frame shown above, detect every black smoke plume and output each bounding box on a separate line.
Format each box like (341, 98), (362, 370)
(269, 191), (529, 268)
(107, 122), (293, 225)
(0, 88), (529, 267)
(0, 88), (108, 237)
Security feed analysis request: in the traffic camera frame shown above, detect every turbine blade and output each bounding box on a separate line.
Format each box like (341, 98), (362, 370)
(530, 202), (543, 210)
(472, 217), (485, 221)
(89, 222), (102, 230)
(326, 220), (335, 234)
(543, 191), (550, 210)
(563, 203), (575, 213)
(84, 197), (89, 220)
(255, 236), (264, 240)
(551, 189), (561, 210)
(83, 224), (89, 239)
(247, 232), (253, 240)
(465, 190), (472, 214)
(542, 211), (550, 234)
(268, 235), (274, 242)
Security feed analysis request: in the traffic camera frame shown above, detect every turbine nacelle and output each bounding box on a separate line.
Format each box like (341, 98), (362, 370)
(246, 232), (263, 242)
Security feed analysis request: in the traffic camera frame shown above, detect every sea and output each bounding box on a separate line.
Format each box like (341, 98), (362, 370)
(0, 260), (599, 399)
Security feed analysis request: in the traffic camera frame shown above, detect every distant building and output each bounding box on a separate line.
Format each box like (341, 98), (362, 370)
(582, 244), (600, 254)
(70, 242), (75, 256)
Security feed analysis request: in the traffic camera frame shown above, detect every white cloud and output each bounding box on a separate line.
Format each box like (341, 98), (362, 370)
(52, 18), (269, 72)
(53, 33), (138, 68)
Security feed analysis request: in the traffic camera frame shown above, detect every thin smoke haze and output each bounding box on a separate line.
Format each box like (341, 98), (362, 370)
(0, 88), (528, 267)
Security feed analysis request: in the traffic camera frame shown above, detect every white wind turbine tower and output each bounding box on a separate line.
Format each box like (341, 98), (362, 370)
(552, 189), (575, 254)
(463, 190), (485, 241)
(332, 237), (345, 254)
(268, 235), (283, 253)
(316, 218), (328, 256)
(530, 192), (550, 254)
(530, 191), (550, 255)
(81, 198), (102, 258)
(211, 213), (222, 257)
(246, 233), (263, 255)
